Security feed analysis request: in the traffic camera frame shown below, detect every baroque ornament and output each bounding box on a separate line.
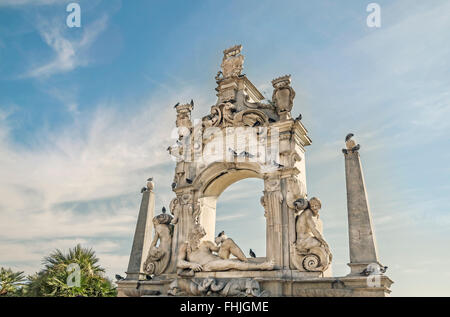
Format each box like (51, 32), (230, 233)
(168, 277), (269, 297)
(272, 75), (296, 120)
(202, 102), (269, 129)
(220, 45), (244, 78)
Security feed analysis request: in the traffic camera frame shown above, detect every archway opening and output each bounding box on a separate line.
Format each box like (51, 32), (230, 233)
(215, 178), (266, 259)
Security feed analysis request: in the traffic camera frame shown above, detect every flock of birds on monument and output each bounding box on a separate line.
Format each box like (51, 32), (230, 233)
(132, 98), (303, 277)
(123, 109), (390, 283)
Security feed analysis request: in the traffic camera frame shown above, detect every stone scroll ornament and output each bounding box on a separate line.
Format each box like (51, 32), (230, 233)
(167, 277), (269, 297)
(202, 102), (269, 129)
(143, 213), (174, 276)
(290, 197), (333, 272)
(271, 75), (296, 121)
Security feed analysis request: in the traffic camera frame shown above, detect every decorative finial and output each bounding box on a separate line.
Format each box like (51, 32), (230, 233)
(271, 75), (295, 121)
(174, 102), (194, 129)
(220, 44), (244, 78)
(271, 74), (291, 88)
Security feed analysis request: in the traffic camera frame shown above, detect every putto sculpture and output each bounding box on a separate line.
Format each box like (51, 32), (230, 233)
(291, 197), (332, 272)
(118, 45), (393, 297)
(143, 213), (173, 275)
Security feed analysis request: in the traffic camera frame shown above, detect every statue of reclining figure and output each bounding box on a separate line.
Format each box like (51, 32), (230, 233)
(177, 224), (274, 276)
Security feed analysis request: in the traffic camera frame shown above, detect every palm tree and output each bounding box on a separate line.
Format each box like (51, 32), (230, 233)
(43, 244), (104, 276)
(27, 244), (116, 297)
(0, 267), (27, 296)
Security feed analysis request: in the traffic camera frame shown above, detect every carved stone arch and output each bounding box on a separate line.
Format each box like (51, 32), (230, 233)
(191, 161), (265, 242)
(166, 45), (315, 274)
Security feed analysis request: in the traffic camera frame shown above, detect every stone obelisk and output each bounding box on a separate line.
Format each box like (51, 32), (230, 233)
(343, 134), (382, 275)
(125, 179), (155, 280)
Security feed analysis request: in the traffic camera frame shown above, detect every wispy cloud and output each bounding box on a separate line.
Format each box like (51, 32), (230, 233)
(25, 15), (108, 78)
(216, 213), (246, 222)
(0, 85), (208, 276)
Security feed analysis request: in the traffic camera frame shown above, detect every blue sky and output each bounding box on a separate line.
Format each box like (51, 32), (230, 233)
(0, 0), (449, 296)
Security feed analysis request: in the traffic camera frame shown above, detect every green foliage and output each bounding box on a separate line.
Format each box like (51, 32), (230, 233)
(25, 244), (117, 297)
(0, 267), (27, 297)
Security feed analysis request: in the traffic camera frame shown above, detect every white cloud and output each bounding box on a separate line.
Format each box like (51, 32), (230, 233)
(0, 84), (212, 275)
(25, 15), (108, 78)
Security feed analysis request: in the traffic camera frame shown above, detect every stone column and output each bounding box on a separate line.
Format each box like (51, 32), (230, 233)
(343, 138), (381, 275)
(125, 182), (155, 280)
(263, 176), (285, 268)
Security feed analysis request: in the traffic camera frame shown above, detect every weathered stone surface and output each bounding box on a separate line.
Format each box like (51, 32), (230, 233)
(343, 134), (382, 275)
(125, 183), (154, 280)
(118, 46), (393, 297)
(117, 273), (393, 297)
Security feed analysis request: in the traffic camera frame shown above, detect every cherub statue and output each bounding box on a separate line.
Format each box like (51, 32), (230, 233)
(291, 197), (332, 272)
(143, 213), (174, 275)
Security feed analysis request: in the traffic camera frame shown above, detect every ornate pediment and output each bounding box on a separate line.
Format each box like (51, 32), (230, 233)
(202, 102), (270, 129)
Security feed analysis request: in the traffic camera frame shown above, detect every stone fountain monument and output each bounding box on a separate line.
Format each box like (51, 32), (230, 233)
(117, 45), (393, 297)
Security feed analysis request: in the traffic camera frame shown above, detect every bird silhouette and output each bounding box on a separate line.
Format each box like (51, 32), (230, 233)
(228, 148), (238, 157)
(218, 231), (225, 237)
(173, 102), (180, 108)
(295, 113), (302, 121)
(345, 133), (354, 142)
(171, 182), (177, 190)
(162, 206), (166, 213)
(272, 160), (284, 168)
(238, 151), (255, 158)
(115, 274), (124, 281)
(249, 249), (256, 258)
(381, 266), (388, 273)
(140, 187), (147, 193)
(190, 99), (194, 107)
(360, 268), (372, 276)
(351, 144), (360, 152)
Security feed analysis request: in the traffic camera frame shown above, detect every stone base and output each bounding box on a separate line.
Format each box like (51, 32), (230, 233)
(117, 270), (393, 297)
